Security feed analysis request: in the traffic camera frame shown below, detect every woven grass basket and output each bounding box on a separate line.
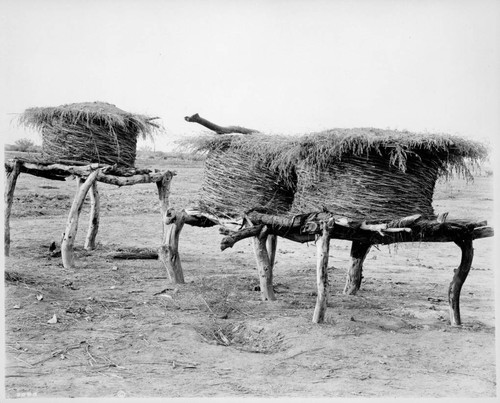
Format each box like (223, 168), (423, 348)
(199, 148), (295, 219)
(287, 128), (487, 220)
(18, 102), (160, 167)
(291, 153), (441, 220)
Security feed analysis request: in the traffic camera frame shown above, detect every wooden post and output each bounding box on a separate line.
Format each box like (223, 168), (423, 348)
(61, 171), (100, 268)
(252, 226), (276, 301)
(448, 238), (474, 326)
(266, 234), (278, 269)
(4, 160), (22, 256)
(159, 209), (186, 283)
(156, 173), (185, 284)
(343, 241), (371, 295)
(84, 181), (100, 250)
(312, 222), (331, 323)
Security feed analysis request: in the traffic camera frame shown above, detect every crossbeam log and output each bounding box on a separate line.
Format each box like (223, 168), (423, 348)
(220, 211), (493, 247)
(4, 159), (174, 186)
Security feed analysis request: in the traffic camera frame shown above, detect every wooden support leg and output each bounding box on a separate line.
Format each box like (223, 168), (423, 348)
(159, 208), (186, 284)
(344, 241), (371, 295)
(61, 171), (100, 268)
(252, 226), (276, 301)
(4, 160), (22, 256)
(156, 173), (185, 284)
(448, 238), (474, 326)
(84, 181), (100, 250)
(313, 222), (331, 323)
(266, 234), (277, 269)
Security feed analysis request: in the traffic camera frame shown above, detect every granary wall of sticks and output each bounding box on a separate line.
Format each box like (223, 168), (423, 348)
(5, 102), (176, 275)
(4, 105), (495, 326)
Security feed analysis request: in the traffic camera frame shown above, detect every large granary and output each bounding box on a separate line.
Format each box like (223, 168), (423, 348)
(179, 117), (492, 324)
(189, 128), (487, 221)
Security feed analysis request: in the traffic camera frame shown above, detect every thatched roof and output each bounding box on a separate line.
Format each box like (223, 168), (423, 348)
(187, 128), (488, 180)
(18, 101), (160, 138)
(283, 128), (488, 177)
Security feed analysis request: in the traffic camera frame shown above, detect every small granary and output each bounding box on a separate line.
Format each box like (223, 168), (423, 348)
(6, 102), (175, 274)
(18, 101), (160, 167)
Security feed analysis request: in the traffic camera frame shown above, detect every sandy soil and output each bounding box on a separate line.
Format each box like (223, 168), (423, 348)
(3, 155), (496, 399)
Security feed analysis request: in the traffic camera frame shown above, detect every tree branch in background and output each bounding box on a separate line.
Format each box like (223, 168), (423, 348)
(184, 113), (259, 135)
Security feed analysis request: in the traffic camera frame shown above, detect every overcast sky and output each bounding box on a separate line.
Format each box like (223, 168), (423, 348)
(1, 0), (499, 152)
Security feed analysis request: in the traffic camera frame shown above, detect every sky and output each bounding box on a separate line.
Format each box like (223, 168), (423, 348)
(1, 0), (500, 153)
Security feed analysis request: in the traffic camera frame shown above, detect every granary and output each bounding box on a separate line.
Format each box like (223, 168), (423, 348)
(5, 102), (175, 272)
(17, 101), (159, 166)
(169, 114), (494, 325)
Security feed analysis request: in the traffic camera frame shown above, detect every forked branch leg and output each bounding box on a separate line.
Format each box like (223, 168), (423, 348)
(84, 181), (100, 250)
(312, 222), (331, 323)
(4, 160), (21, 256)
(266, 234), (278, 269)
(344, 241), (371, 295)
(252, 227), (276, 301)
(448, 238), (474, 326)
(61, 172), (100, 268)
(156, 173), (185, 284)
(159, 209), (186, 283)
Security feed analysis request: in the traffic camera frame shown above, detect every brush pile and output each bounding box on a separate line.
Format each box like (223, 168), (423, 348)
(184, 128), (489, 221)
(18, 102), (160, 167)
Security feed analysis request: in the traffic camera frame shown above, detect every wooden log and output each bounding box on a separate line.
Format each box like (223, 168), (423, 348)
(221, 225), (264, 250)
(5, 159), (175, 186)
(61, 170), (100, 268)
(183, 213), (218, 228)
(4, 160), (22, 256)
(84, 181), (100, 250)
(252, 226), (276, 301)
(96, 171), (174, 187)
(9, 160), (105, 180)
(156, 172), (185, 283)
(184, 113), (258, 135)
(343, 241), (371, 295)
(472, 226), (494, 240)
(448, 238), (474, 326)
(220, 210), (493, 246)
(112, 252), (159, 260)
(312, 222), (331, 323)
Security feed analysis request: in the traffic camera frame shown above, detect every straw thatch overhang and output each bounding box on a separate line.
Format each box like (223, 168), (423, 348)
(18, 102), (161, 167)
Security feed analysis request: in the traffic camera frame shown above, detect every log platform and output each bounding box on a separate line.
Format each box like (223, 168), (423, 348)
(176, 207), (494, 326)
(4, 157), (177, 278)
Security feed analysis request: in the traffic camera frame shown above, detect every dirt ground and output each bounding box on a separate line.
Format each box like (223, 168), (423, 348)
(2, 154), (497, 399)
